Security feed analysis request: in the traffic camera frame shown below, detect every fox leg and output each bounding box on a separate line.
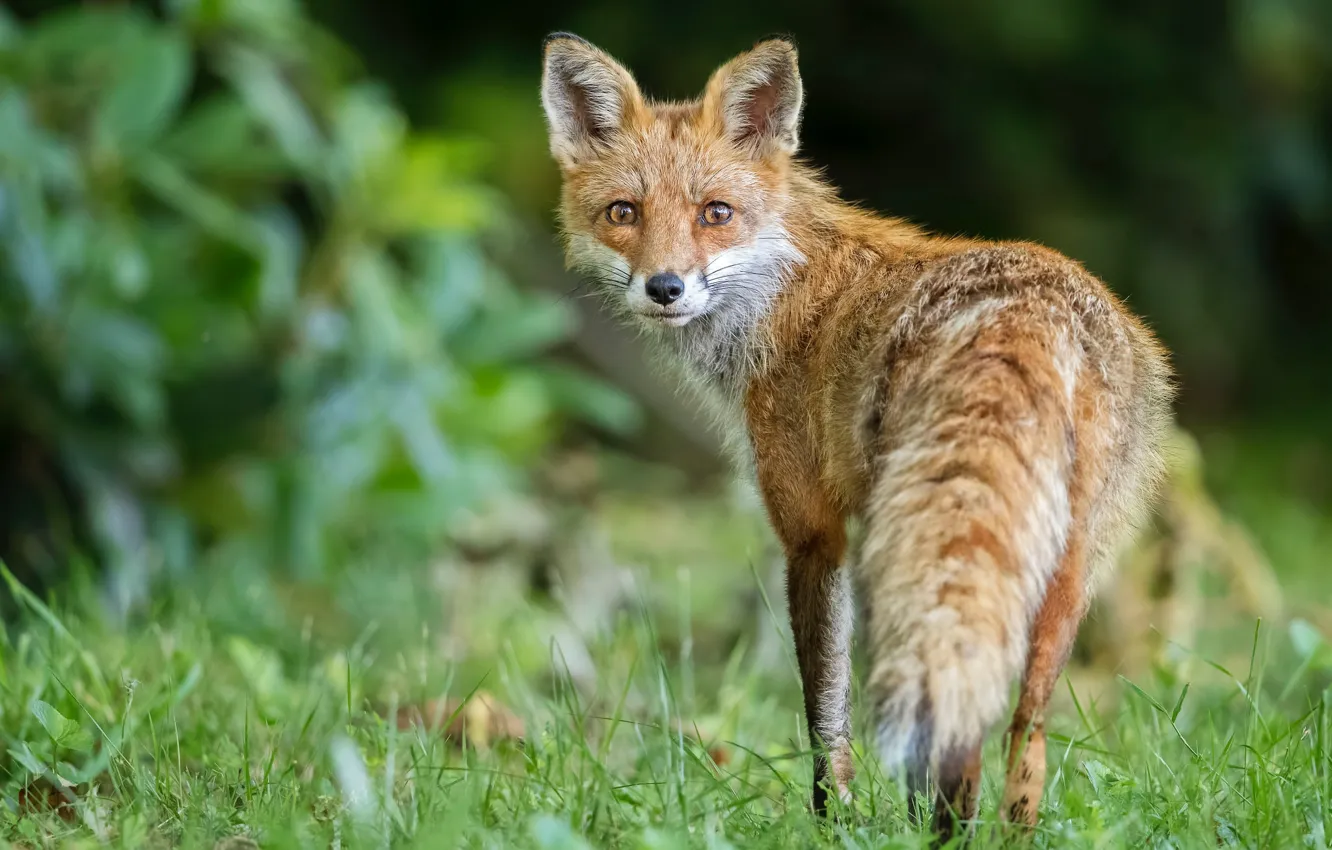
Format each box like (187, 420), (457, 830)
(785, 535), (855, 815)
(758, 458), (853, 817)
(932, 743), (983, 843)
(1002, 533), (1088, 826)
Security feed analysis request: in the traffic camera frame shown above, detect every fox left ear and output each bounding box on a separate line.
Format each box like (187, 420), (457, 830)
(703, 39), (803, 157)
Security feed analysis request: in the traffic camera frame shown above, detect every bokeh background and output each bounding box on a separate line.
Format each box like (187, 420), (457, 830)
(0, 0), (1330, 840)
(4, 0), (1328, 598)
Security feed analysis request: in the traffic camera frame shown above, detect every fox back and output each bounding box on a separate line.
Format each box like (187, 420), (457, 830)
(542, 34), (1173, 840)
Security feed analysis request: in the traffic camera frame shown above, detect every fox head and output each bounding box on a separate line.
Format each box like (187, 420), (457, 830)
(541, 34), (805, 330)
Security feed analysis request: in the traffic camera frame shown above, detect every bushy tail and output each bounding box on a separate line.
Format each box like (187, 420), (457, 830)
(862, 299), (1077, 787)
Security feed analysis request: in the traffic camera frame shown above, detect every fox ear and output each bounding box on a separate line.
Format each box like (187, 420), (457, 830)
(542, 34), (644, 168)
(703, 39), (803, 157)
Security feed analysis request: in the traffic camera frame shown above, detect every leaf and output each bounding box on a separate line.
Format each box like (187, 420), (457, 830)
(1289, 618), (1326, 662)
(0, 93), (64, 313)
(414, 236), (485, 334)
(104, 227), (149, 299)
(1280, 619), (1332, 701)
(380, 138), (496, 233)
(226, 636), (284, 703)
(134, 153), (263, 249)
(161, 94), (288, 180)
(30, 700), (93, 752)
(345, 247), (409, 356)
(22, 7), (139, 74)
(329, 84), (406, 196)
(0, 7), (19, 50)
(62, 307), (167, 425)
(218, 45), (324, 175)
(528, 814), (591, 850)
(391, 387), (456, 483)
(172, 662), (204, 707)
(9, 742), (47, 775)
(255, 206), (303, 322)
(1169, 682), (1190, 723)
(459, 370), (554, 451)
(94, 27), (192, 149)
(1, 563), (77, 645)
(452, 300), (573, 366)
(532, 364), (642, 436)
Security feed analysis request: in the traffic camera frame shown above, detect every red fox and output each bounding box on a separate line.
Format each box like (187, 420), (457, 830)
(541, 33), (1173, 838)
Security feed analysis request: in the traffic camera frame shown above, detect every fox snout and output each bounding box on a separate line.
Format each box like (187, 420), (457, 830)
(626, 268), (711, 326)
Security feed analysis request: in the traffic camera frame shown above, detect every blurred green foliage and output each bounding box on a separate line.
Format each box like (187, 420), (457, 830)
(0, 1), (633, 603)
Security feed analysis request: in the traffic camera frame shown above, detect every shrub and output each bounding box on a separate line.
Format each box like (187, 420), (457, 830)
(0, 1), (629, 607)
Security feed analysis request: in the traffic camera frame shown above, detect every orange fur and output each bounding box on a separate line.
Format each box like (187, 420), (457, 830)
(542, 34), (1174, 836)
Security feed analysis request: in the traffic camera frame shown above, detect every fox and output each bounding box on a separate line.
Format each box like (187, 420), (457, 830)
(540, 33), (1173, 839)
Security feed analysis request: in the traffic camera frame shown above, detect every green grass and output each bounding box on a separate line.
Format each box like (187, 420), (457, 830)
(2, 483), (1332, 849)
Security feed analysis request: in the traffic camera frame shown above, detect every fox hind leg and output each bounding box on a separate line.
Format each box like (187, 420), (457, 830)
(1005, 370), (1118, 828)
(933, 743), (983, 843)
(1003, 532), (1088, 826)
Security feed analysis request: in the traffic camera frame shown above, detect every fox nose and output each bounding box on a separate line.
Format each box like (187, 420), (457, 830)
(645, 273), (685, 305)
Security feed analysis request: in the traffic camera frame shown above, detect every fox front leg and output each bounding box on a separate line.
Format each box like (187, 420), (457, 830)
(759, 458), (854, 816)
(785, 547), (855, 815)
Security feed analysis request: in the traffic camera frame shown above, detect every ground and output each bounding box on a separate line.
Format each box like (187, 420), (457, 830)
(2, 442), (1330, 849)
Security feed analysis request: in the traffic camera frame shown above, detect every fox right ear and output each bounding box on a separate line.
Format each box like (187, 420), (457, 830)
(541, 34), (644, 168)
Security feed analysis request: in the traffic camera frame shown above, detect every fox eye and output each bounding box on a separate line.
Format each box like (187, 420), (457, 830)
(701, 201), (733, 226)
(606, 201), (638, 225)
